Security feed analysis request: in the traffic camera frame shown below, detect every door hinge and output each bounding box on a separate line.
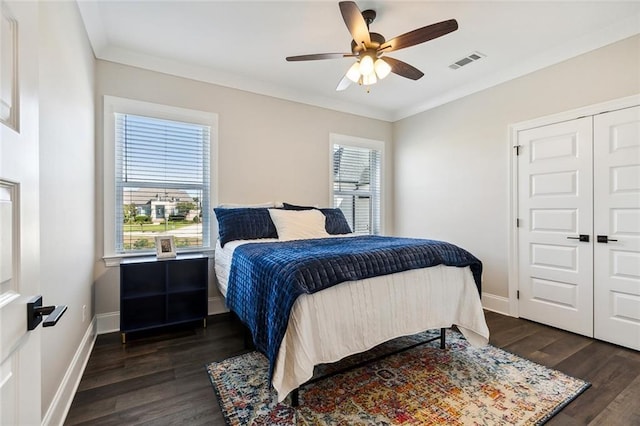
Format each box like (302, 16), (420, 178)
(517, 290), (520, 300)
(514, 145), (522, 155)
(516, 218), (520, 227)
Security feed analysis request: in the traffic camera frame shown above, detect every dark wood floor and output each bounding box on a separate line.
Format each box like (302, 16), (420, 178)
(64, 311), (640, 425)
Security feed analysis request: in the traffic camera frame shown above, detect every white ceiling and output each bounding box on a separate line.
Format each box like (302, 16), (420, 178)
(77, 1), (640, 122)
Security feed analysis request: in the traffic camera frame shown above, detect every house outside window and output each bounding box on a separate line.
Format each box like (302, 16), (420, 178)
(330, 134), (383, 235)
(155, 205), (165, 220)
(103, 96), (218, 265)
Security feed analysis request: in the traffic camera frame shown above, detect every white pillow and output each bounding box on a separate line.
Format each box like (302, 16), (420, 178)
(268, 209), (329, 241)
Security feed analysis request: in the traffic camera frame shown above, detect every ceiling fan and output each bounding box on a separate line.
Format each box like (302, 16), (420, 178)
(286, 1), (458, 91)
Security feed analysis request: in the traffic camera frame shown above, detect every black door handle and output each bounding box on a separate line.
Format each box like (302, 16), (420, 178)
(597, 235), (618, 243)
(27, 295), (68, 331)
(567, 234), (590, 242)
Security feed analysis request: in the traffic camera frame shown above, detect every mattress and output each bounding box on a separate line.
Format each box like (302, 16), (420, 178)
(214, 238), (278, 296)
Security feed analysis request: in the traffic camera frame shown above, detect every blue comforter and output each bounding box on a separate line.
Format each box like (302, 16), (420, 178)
(225, 235), (482, 379)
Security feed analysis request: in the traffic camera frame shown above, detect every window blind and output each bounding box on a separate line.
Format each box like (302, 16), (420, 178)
(115, 113), (211, 253)
(332, 144), (381, 234)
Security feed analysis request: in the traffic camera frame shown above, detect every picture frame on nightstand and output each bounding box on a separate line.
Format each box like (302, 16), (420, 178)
(155, 235), (176, 259)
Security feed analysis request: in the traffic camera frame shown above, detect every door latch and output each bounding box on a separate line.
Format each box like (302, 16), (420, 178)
(567, 234), (590, 242)
(597, 235), (618, 243)
(27, 296), (67, 331)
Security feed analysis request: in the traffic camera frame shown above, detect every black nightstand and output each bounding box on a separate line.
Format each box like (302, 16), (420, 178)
(119, 254), (208, 343)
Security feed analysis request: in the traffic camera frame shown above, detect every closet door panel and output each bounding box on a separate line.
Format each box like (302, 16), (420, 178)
(518, 117), (594, 336)
(594, 106), (640, 351)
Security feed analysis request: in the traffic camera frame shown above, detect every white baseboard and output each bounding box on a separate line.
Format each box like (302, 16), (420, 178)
(42, 318), (97, 426)
(209, 295), (228, 315)
(482, 292), (511, 315)
(95, 296), (228, 337)
(96, 311), (120, 335)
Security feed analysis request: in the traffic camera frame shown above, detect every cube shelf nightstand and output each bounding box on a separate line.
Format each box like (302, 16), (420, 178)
(119, 254), (208, 343)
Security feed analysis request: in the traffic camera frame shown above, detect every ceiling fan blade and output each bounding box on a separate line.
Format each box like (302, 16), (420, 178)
(381, 57), (424, 80)
(286, 53), (354, 61)
(336, 75), (352, 91)
(378, 19), (458, 53)
(339, 1), (370, 48)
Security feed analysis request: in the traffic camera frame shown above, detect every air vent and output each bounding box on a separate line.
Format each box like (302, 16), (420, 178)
(449, 51), (486, 70)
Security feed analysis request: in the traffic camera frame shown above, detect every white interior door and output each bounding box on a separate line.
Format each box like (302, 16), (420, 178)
(593, 106), (640, 350)
(0, 1), (41, 424)
(517, 117), (594, 336)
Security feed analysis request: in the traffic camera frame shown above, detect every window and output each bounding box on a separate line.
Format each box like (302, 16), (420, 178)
(104, 96), (217, 264)
(330, 134), (383, 234)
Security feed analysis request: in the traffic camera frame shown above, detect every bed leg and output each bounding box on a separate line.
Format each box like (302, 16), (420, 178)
(291, 389), (299, 407)
(440, 328), (446, 349)
(243, 327), (251, 349)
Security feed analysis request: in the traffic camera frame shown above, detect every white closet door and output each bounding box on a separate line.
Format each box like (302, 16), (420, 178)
(518, 117), (594, 336)
(594, 106), (640, 351)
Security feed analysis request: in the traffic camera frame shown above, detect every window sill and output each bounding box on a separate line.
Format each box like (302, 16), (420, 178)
(103, 248), (214, 267)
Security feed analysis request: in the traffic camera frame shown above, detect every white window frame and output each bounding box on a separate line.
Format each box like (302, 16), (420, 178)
(103, 96), (218, 266)
(329, 133), (385, 235)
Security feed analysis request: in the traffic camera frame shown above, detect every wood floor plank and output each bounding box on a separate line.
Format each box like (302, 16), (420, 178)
(487, 318), (542, 348)
(553, 339), (618, 377)
(70, 385), (220, 426)
(546, 411), (586, 426)
(72, 370), (176, 406)
(589, 373), (640, 425)
(63, 395), (118, 425)
(76, 359), (175, 393)
(550, 353), (640, 423)
(527, 332), (593, 366)
(65, 312), (640, 425)
(501, 325), (566, 358)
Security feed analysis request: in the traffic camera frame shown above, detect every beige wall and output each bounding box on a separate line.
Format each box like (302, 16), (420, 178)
(393, 35), (640, 300)
(94, 61), (393, 315)
(38, 1), (96, 421)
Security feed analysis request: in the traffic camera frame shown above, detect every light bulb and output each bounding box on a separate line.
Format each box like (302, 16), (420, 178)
(362, 71), (377, 86)
(375, 58), (392, 79)
(345, 62), (361, 83)
(359, 55), (374, 75)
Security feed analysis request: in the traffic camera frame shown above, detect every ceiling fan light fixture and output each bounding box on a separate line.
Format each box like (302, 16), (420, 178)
(374, 58), (391, 79)
(359, 55), (375, 75)
(346, 61), (361, 82)
(362, 71), (377, 86)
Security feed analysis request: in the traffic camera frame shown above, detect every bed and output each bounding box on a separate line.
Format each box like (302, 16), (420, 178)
(214, 205), (490, 404)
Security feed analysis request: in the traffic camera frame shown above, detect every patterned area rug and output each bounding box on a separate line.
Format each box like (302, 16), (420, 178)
(207, 331), (590, 425)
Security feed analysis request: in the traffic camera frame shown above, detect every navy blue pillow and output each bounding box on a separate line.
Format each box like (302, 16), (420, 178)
(214, 207), (278, 247)
(319, 208), (352, 235)
(282, 203), (352, 235)
(282, 202), (314, 211)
